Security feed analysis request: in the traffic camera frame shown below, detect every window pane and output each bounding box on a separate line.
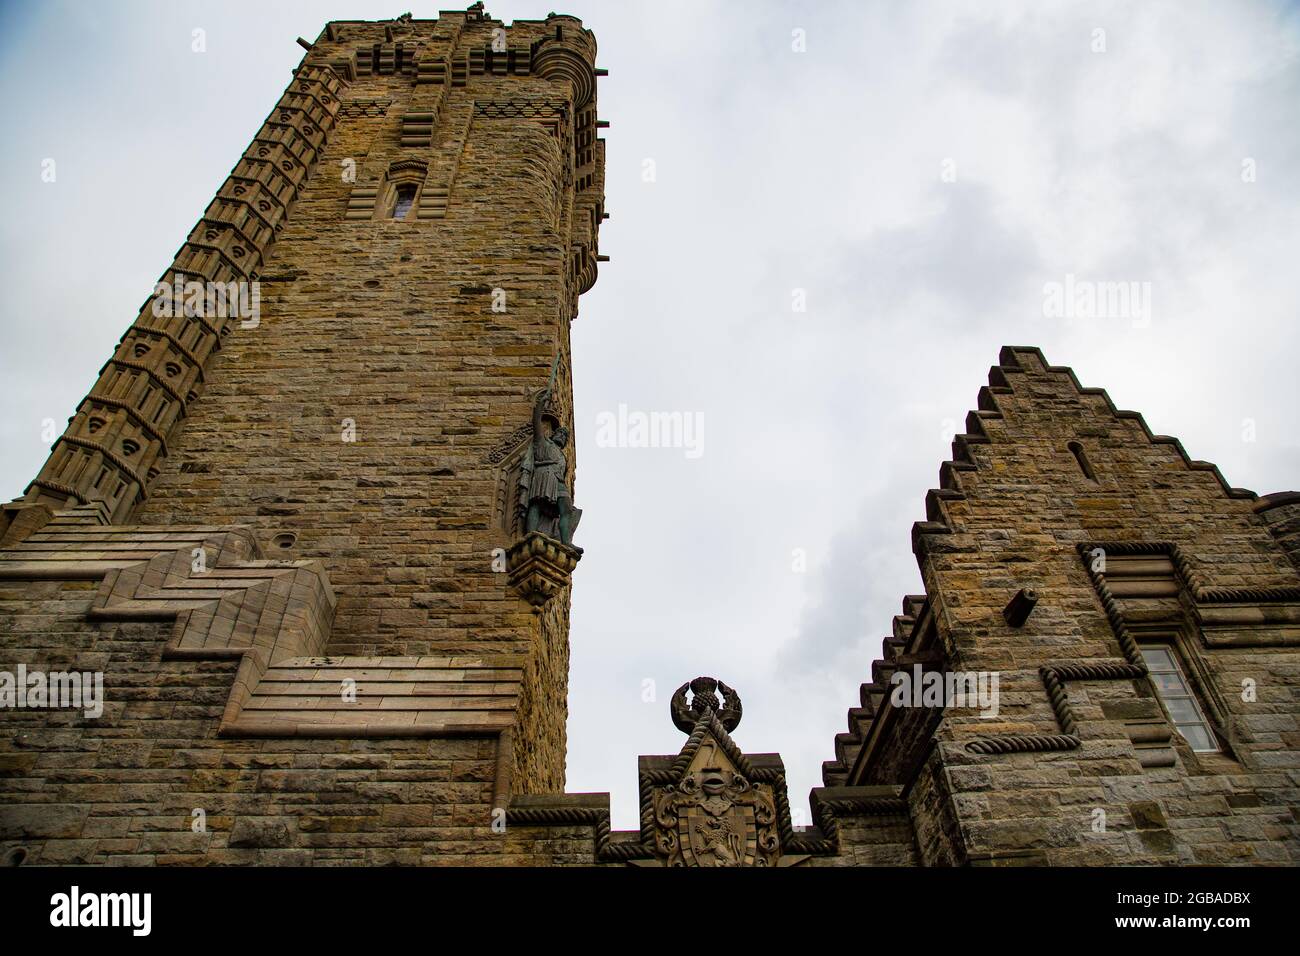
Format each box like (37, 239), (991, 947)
(1140, 643), (1221, 755)
(1141, 647), (1175, 671)
(1164, 697), (1200, 723)
(1177, 724), (1216, 752)
(393, 185), (416, 219)
(1150, 672), (1186, 694)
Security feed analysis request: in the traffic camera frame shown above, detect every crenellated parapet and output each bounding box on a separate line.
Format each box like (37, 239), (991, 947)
(319, 6), (607, 319)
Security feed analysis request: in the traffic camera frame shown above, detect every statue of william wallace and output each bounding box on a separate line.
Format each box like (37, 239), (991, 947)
(518, 385), (582, 547)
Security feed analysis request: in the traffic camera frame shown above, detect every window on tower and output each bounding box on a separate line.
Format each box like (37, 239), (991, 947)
(392, 184), (417, 220)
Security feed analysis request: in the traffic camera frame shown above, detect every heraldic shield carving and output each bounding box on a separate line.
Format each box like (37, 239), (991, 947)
(646, 678), (786, 867)
(652, 735), (780, 866)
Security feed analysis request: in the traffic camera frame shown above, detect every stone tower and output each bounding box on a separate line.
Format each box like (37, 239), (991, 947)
(1, 9), (1296, 870)
(0, 6), (606, 864)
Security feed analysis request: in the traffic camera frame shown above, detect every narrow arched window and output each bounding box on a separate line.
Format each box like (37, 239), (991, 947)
(1068, 440), (1097, 481)
(391, 184), (417, 220)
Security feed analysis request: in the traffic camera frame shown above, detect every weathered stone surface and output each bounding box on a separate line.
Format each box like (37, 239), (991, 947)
(229, 818), (294, 848)
(0, 7), (1294, 870)
(0, 804), (87, 839)
(0, 6), (601, 866)
(816, 346), (1300, 866)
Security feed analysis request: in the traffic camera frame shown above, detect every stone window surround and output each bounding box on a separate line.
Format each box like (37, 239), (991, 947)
(1131, 623), (1238, 763)
(1138, 640), (1220, 752)
(379, 162), (428, 221)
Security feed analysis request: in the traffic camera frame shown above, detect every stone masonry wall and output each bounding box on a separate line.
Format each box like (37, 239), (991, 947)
(126, 14), (601, 791)
(2, 9), (605, 863)
(0, 579), (505, 865)
(910, 346), (1300, 864)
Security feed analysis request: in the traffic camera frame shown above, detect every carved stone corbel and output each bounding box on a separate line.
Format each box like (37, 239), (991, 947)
(506, 531), (581, 609)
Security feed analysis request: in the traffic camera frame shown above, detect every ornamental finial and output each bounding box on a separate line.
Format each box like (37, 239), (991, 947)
(670, 677), (742, 734)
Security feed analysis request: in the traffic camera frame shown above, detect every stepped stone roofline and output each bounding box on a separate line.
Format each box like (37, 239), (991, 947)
(997, 345), (1257, 500)
(914, 343), (1293, 557)
(822, 344), (1300, 791)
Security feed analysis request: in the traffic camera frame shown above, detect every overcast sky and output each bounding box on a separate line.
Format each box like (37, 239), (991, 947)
(2, 0), (1298, 831)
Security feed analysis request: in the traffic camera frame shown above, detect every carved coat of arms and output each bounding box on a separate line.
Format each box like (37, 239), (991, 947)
(649, 679), (782, 867)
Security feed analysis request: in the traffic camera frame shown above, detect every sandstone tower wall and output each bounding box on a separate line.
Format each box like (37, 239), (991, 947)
(1, 8), (1294, 869)
(1, 7), (606, 864)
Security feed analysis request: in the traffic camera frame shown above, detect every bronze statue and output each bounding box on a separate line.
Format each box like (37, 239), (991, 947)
(518, 386), (581, 547)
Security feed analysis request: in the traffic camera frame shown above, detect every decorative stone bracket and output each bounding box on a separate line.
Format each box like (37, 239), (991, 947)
(506, 531), (581, 609)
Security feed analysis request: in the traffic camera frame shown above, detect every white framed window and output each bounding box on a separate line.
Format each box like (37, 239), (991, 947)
(1140, 645), (1219, 753)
